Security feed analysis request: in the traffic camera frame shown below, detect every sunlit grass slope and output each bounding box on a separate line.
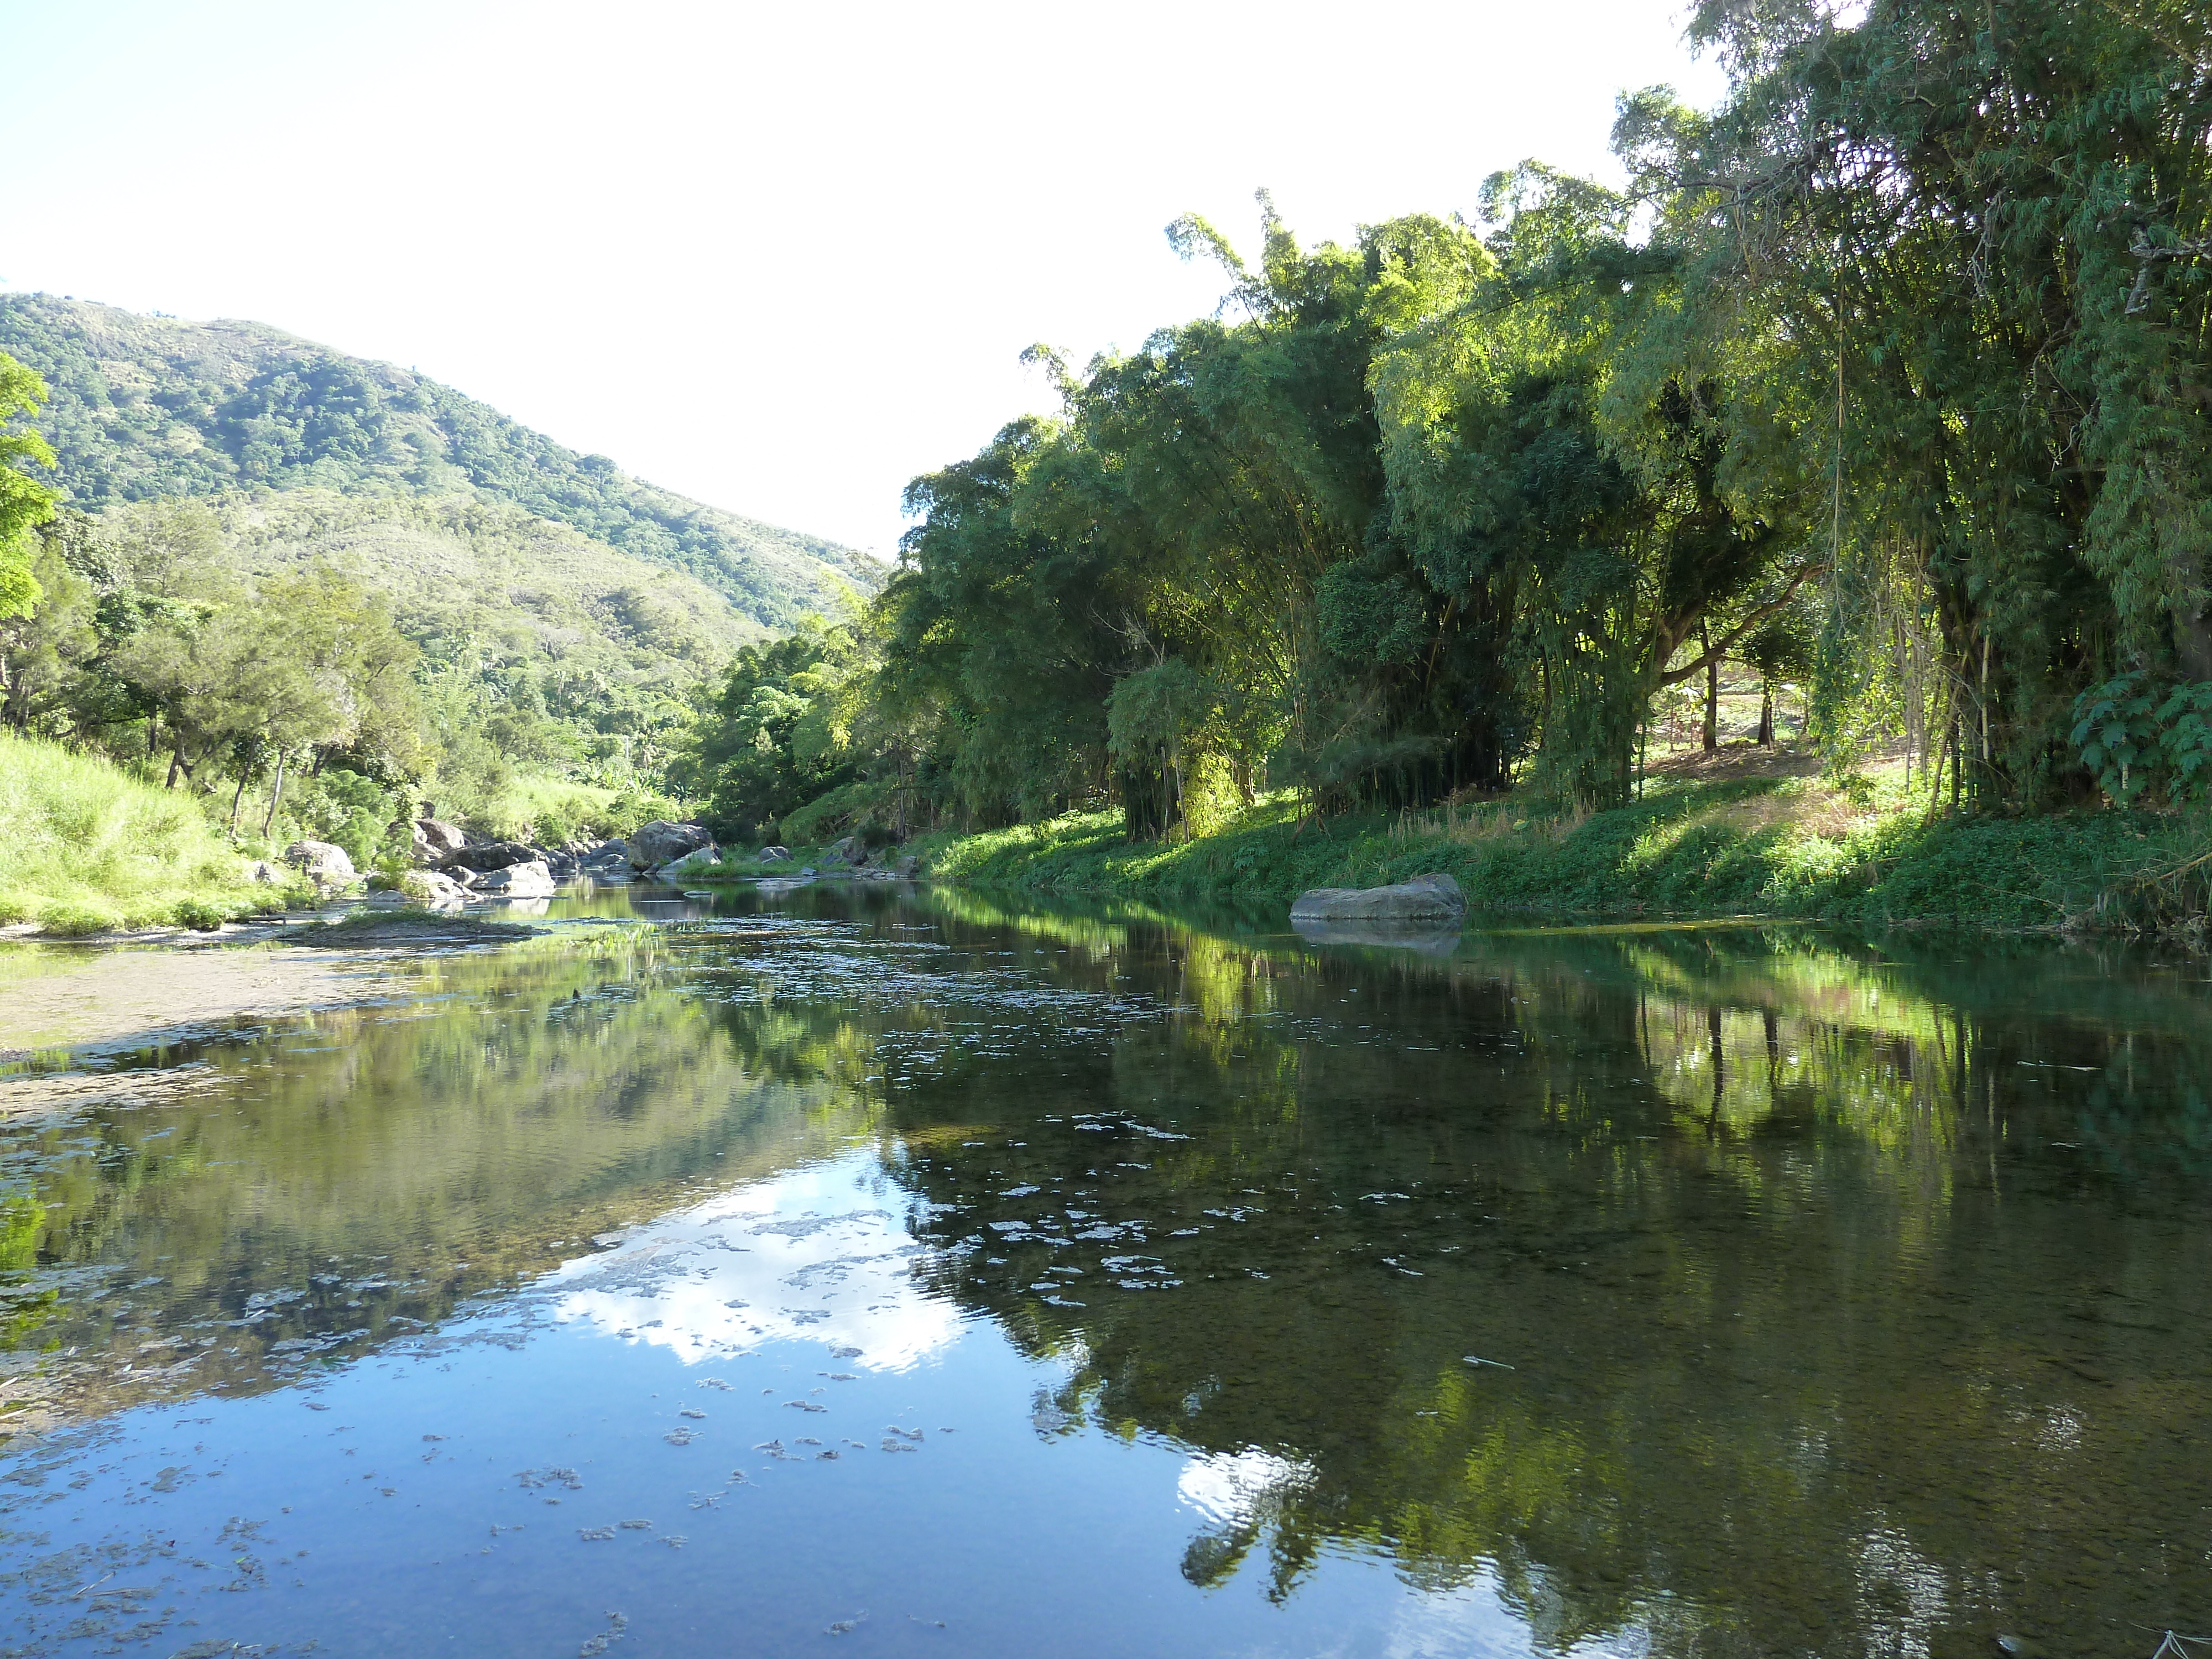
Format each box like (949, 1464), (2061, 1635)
(0, 732), (301, 935)
(916, 758), (2207, 933)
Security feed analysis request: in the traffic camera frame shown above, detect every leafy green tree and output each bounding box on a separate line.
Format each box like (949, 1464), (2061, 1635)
(0, 529), (98, 731)
(0, 351), (58, 619)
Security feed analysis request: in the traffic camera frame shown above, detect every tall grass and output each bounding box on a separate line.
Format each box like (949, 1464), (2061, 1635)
(0, 732), (299, 935)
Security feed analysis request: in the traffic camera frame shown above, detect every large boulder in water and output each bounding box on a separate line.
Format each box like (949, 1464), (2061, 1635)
(473, 859), (555, 897)
(1288, 872), (1465, 924)
(660, 847), (722, 878)
(630, 821), (714, 869)
(444, 840), (540, 873)
(283, 841), (356, 885)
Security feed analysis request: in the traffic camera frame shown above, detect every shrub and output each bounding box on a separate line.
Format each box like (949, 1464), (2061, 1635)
(39, 899), (124, 937)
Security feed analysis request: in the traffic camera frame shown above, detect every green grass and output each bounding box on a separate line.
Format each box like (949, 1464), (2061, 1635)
(913, 759), (2211, 935)
(0, 732), (310, 934)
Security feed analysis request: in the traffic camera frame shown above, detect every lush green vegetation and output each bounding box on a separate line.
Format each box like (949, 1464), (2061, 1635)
(0, 729), (307, 933)
(7, 1), (2209, 934)
(679, 0), (2212, 927)
(0, 296), (879, 631)
(916, 756), (2209, 935)
(0, 316), (745, 899)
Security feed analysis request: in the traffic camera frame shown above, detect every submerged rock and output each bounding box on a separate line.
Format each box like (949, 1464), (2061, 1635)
(1288, 872), (1465, 924)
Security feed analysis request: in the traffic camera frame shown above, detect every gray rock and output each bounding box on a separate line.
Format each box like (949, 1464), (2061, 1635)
(283, 840), (356, 884)
(397, 868), (469, 907)
(473, 859), (555, 897)
(245, 858), (285, 885)
(893, 855), (919, 879)
(661, 847), (722, 878)
(757, 845), (791, 864)
(411, 818), (468, 866)
(823, 834), (868, 867)
(1288, 872), (1465, 923)
(444, 840), (540, 874)
(631, 821), (714, 869)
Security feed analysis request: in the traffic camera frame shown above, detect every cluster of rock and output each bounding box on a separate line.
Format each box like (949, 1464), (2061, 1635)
(394, 815), (726, 903)
(273, 812), (924, 913)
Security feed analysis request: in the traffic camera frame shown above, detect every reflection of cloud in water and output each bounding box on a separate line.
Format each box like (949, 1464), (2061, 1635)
(1176, 1447), (1314, 1526)
(550, 1155), (963, 1371)
(1380, 1577), (1651, 1659)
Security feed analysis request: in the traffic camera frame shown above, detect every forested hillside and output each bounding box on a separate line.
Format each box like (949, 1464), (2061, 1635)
(0, 295), (878, 630)
(680, 0), (2212, 864)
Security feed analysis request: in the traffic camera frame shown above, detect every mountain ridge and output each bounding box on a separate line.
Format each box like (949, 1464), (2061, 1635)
(0, 294), (878, 632)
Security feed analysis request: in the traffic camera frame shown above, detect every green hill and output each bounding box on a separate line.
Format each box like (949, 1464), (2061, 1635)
(166, 486), (769, 660)
(0, 294), (880, 630)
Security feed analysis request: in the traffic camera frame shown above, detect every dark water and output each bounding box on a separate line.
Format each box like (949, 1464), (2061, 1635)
(2, 885), (2210, 1658)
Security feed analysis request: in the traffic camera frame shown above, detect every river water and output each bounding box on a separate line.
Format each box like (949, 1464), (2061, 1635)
(1, 884), (2209, 1658)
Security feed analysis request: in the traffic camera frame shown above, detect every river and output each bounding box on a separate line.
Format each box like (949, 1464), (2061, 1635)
(2, 884), (2208, 1657)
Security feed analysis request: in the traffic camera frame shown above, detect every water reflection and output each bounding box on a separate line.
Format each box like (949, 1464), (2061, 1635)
(0, 887), (2207, 1658)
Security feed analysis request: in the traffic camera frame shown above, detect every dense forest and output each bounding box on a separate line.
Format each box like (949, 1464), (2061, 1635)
(681, 0), (2212, 847)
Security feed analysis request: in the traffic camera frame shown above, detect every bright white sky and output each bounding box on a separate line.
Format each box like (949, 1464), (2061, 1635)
(1, 1), (1725, 557)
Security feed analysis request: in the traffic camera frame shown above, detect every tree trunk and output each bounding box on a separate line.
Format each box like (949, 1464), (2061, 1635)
(230, 769), (251, 831)
(1701, 624), (1719, 753)
(165, 743), (189, 790)
(1757, 681), (1775, 746)
(262, 753), (288, 838)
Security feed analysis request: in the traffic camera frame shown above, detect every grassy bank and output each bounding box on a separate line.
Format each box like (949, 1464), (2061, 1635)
(0, 732), (307, 935)
(914, 752), (2210, 935)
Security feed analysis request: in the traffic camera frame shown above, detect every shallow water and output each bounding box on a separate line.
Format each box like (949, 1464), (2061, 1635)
(2, 884), (2210, 1658)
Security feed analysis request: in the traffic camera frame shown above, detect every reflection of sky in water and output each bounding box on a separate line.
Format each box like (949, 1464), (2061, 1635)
(551, 1156), (964, 1371)
(1176, 1445), (1314, 1526)
(2, 1138), (1595, 1658)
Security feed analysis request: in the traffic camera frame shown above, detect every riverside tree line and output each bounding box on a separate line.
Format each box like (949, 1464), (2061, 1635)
(679, 0), (2212, 845)
(6, 0), (2211, 854)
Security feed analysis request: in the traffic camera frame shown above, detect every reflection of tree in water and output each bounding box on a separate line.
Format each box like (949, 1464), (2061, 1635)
(0, 936), (877, 1428)
(878, 903), (2212, 1656)
(8, 890), (2210, 1653)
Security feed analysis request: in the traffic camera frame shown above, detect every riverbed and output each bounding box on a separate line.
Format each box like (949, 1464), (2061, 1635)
(1, 883), (2206, 1657)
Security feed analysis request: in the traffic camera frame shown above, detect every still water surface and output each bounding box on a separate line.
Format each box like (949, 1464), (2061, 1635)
(2, 885), (2209, 1658)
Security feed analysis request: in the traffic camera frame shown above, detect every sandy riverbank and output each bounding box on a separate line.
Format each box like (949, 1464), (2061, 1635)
(0, 941), (392, 1068)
